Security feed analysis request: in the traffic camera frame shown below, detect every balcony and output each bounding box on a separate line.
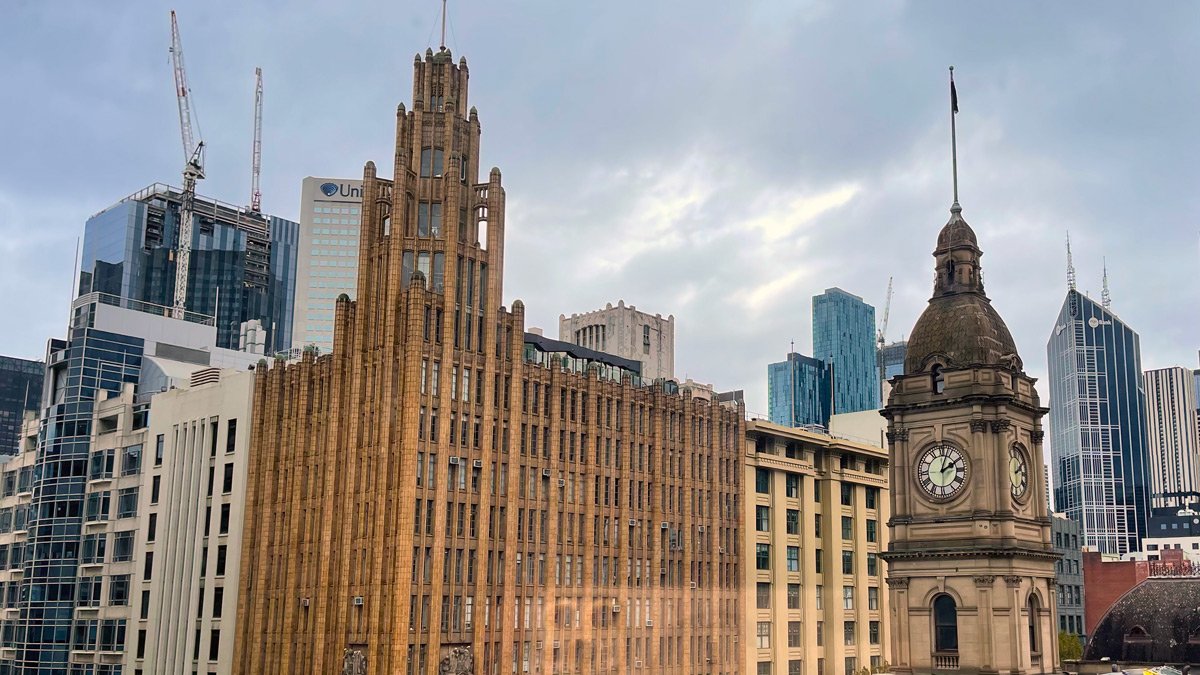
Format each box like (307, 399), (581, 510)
(933, 654), (959, 670)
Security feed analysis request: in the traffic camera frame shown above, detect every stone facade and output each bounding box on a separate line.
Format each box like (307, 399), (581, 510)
(232, 47), (745, 675)
(559, 301), (675, 383)
(883, 203), (1059, 675)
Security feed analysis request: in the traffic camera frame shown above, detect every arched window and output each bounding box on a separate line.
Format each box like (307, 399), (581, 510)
(1123, 626), (1152, 661)
(932, 364), (945, 394)
(933, 595), (958, 652)
(1027, 596), (1040, 654)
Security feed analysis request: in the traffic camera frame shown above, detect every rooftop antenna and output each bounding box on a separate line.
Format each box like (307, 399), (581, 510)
(440, 0), (448, 50)
(1101, 257), (1111, 310)
(1066, 231), (1077, 292)
(949, 66), (960, 211)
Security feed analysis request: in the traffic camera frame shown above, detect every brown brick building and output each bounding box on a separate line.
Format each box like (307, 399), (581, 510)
(232, 47), (745, 675)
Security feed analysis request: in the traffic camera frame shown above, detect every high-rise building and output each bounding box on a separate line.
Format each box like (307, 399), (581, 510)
(233, 47), (745, 675)
(291, 177), (364, 353)
(812, 288), (878, 414)
(766, 353), (832, 429)
(559, 300), (675, 382)
(883, 202), (1058, 673)
(1143, 366), (1200, 508)
(1051, 514), (1086, 641)
(1047, 289), (1151, 555)
(0, 356), (42, 455)
(744, 420), (890, 675)
(1, 292), (259, 673)
(879, 341), (906, 382)
(78, 183), (299, 354)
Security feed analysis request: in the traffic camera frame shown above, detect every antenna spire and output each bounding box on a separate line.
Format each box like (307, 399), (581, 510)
(440, 0), (448, 50)
(1101, 257), (1111, 309)
(1066, 232), (1077, 292)
(949, 66), (960, 211)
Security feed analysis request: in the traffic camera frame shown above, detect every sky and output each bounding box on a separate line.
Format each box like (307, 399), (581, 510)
(1, 1), (1197, 425)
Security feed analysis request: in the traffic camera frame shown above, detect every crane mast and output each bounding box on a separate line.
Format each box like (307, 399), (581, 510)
(876, 276), (894, 396)
(250, 67), (263, 213)
(169, 10), (204, 317)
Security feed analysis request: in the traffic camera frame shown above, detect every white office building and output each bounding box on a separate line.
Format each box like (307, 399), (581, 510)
(292, 177), (364, 354)
(1144, 366), (1200, 508)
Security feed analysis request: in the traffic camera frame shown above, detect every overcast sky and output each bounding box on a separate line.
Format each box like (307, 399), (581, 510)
(2, 1), (1197, 423)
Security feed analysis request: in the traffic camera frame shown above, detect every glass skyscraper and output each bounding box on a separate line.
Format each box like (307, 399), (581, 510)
(0, 356), (43, 455)
(812, 287), (879, 413)
(1047, 289), (1151, 555)
(78, 184), (299, 354)
(767, 352), (833, 428)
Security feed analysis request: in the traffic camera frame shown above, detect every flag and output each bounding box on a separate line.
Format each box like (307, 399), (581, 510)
(951, 79), (959, 114)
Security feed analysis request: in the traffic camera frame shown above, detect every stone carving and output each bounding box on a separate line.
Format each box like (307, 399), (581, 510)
(894, 428), (909, 442)
(885, 576), (910, 589)
(342, 648), (367, 675)
(1031, 430), (1045, 444)
(1004, 575), (1022, 588)
(439, 646), (474, 675)
(973, 575), (996, 587)
(969, 420), (989, 433)
(990, 420), (1011, 433)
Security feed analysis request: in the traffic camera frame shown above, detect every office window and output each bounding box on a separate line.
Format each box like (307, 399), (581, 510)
(756, 506), (771, 532)
(866, 519), (877, 543)
(786, 509), (799, 534)
(143, 552), (154, 581)
(226, 419), (238, 454)
(866, 486), (879, 509)
(815, 585), (823, 610)
(756, 582), (771, 609)
(786, 473), (799, 498)
(842, 550), (853, 574)
(845, 657), (857, 675)
(216, 545), (228, 576)
(844, 621), (855, 646)
(841, 516), (853, 540)
(868, 586), (879, 610)
(109, 574), (130, 605)
(843, 586), (854, 610)
(787, 546), (800, 572)
(151, 475), (161, 504)
(757, 664), (772, 675)
(154, 434), (164, 465)
(817, 621), (824, 646)
(113, 531), (134, 562)
(209, 629), (221, 661)
(121, 445), (142, 476)
(814, 513), (822, 538)
(789, 660), (803, 675)
(756, 621), (772, 649)
(756, 468), (771, 494)
(787, 583), (801, 609)
(756, 543), (771, 570)
(815, 549), (823, 574)
(222, 463), (234, 493)
(788, 620), (802, 648)
(840, 483), (853, 506)
(867, 552), (878, 576)
(213, 586), (224, 618)
(870, 620), (880, 644)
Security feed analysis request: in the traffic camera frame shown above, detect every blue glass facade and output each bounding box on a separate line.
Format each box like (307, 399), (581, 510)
(0, 357), (43, 456)
(767, 352), (833, 428)
(14, 301), (144, 673)
(1048, 289), (1151, 555)
(78, 185), (298, 354)
(880, 340), (907, 381)
(812, 288), (879, 413)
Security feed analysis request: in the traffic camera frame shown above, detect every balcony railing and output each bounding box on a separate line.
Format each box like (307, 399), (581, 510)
(933, 654), (959, 670)
(74, 292), (215, 327)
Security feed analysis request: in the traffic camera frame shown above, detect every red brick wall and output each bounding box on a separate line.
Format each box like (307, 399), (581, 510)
(1082, 551), (1153, 634)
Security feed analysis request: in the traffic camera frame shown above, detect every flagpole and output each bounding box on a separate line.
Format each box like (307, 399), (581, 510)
(950, 65), (959, 207)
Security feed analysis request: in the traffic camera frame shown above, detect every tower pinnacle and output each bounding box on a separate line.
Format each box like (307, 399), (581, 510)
(1101, 257), (1111, 309)
(1066, 232), (1077, 292)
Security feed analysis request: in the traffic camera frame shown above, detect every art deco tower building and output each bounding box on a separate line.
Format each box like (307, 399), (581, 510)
(233, 47), (745, 675)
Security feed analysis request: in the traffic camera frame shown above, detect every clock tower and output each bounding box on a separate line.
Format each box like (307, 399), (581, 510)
(882, 201), (1058, 674)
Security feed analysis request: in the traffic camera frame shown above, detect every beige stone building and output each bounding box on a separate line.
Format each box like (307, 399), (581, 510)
(744, 420), (890, 675)
(882, 202), (1058, 674)
(233, 46), (745, 675)
(559, 301), (675, 382)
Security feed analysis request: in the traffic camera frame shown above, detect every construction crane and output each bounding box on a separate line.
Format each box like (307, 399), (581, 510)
(169, 10), (204, 317)
(249, 67), (263, 213)
(876, 276), (893, 396)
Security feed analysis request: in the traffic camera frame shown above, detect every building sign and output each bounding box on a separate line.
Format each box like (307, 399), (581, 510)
(317, 181), (363, 201)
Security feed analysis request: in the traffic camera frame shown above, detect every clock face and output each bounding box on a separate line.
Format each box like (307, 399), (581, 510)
(1009, 445), (1030, 500)
(916, 443), (967, 500)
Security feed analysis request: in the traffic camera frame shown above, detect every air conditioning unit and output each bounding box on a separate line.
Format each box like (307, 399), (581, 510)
(542, 468), (552, 478)
(718, 546), (725, 554)
(558, 479), (566, 488)
(448, 456), (461, 465)
(629, 519), (638, 527)
(535, 641), (543, 650)
(697, 525), (705, 533)
(352, 596), (364, 606)
(611, 604), (620, 613)
(645, 619), (653, 627)
(689, 581), (697, 589)
(473, 459), (483, 469)
(300, 598), (310, 607)
(660, 522), (670, 529)
(635, 660), (643, 668)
